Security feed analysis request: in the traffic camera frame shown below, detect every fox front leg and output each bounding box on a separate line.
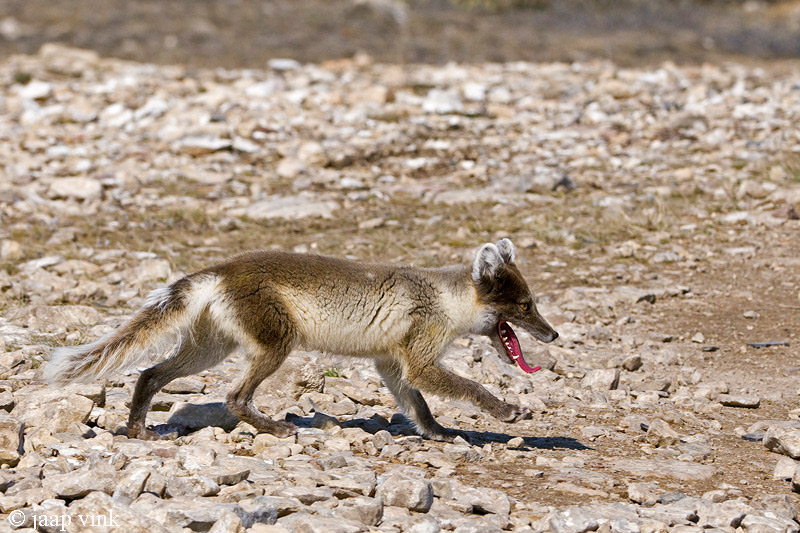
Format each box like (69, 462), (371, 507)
(375, 358), (464, 442)
(406, 363), (532, 424)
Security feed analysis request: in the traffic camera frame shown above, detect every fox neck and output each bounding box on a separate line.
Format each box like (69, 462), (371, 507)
(434, 265), (492, 336)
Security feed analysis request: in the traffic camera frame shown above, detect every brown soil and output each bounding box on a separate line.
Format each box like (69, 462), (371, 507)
(2, 0), (800, 68)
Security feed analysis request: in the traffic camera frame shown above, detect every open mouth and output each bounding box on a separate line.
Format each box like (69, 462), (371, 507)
(498, 321), (541, 374)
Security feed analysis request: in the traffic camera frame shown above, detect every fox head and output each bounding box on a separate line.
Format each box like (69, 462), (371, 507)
(471, 239), (558, 371)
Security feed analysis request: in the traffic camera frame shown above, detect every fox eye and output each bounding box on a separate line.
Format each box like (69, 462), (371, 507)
(519, 302), (530, 312)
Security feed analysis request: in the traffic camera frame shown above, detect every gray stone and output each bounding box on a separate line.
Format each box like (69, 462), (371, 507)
(155, 498), (273, 530)
(69, 491), (170, 533)
(765, 427), (800, 459)
(697, 498), (750, 528)
(757, 494), (797, 521)
(235, 497), (280, 528)
(325, 467), (377, 497)
(377, 471), (433, 513)
(173, 135), (233, 156)
(163, 376), (206, 394)
(740, 514), (800, 533)
(544, 506), (600, 533)
(177, 444), (217, 471)
(718, 393), (760, 408)
(112, 467), (151, 505)
(0, 240), (23, 262)
(277, 486), (335, 505)
(332, 495), (383, 526)
(638, 499), (699, 526)
(325, 376), (379, 406)
(167, 401), (240, 432)
(702, 490), (728, 503)
(372, 430), (394, 451)
(645, 419), (680, 448)
(12, 390), (94, 433)
(48, 177), (102, 200)
(581, 369), (620, 390)
(165, 474), (221, 498)
(43, 460), (116, 499)
(611, 458), (717, 481)
(446, 481), (510, 516)
(242, 195), (340, 220)
(206, 459), (252, 486)
(143, 470), (167, 497)
(443, 443), (481, 462)
(295, 364), (325, 395)
(0, 413), (23, 466)
(208, 511), (245, 533)
(281, 512), (365, 533)
(774, 457), (797, 480)
(622, 355), (643, 371)
(628, 482), (660, 506)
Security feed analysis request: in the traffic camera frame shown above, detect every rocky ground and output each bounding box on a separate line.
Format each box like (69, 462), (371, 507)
(1, 44), (800, 532)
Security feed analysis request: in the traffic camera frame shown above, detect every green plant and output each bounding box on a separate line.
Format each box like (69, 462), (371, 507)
(322, 367), (341, 378)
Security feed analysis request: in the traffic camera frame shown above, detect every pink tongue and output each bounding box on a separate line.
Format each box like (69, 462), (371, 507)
(498, 321), (541, 374)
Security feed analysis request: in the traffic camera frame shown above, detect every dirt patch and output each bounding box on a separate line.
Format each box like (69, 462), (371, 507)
(1, 0), (800, 67)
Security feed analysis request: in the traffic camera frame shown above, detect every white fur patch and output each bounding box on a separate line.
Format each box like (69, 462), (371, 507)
(439, 283), (484, 334)
(471, 243), (502, 283)
(144, 286), (172, 311)
(496, 238), (516, 264)
(45, 273), (223, 384)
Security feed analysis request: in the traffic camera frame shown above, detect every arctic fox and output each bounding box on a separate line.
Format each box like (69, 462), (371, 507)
(45, 239), (558, 441)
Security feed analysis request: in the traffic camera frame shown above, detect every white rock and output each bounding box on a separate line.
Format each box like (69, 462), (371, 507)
(17, 80), (52, 100)
(646, 419), (680, 448)
(174, 135), (233, 156)
(422, 89), (462, 114)
(377, 470), (433, 513)
(765, 427), (800, 459)
(48, 177), (102, 200)
(242, 195), (340, 220)
(774, 457), (798, 480)
(12, 390), (94, 433)
(0, 414), (22, 466)
(581, 369), (620, 390)
(0, 240), (23, 262)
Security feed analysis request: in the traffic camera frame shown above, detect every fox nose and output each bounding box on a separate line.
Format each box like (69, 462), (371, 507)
(549, 331), (559, 342)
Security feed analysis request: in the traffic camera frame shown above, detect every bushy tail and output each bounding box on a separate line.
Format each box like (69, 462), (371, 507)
(44, 275), (218, 384)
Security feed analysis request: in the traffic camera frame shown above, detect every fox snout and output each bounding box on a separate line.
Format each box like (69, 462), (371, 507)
(524, 315), (559, 344)
(537, 327), (559, 343)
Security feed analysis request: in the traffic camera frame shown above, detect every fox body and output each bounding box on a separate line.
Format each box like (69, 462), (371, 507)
(45, 239), (558, 441)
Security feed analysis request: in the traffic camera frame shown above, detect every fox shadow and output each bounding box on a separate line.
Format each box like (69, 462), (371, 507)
(159, 403), (588, 451)
(289, 412), (589, 451)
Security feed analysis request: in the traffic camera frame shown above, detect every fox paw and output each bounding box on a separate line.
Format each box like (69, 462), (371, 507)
(416, 423), (469, 443)
(501, 405), (532, 423)
(254, 420), (297, 438)
(270, 421), (297, 438)
(425, 428), (470, 444)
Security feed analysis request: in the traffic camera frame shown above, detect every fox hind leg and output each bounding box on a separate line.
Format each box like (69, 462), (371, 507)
(128, 313), (237, 440)
(225, 344), (295, 438)
(375, 358), (461, 442)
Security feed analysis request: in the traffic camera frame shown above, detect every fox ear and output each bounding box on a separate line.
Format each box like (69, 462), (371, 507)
(472, 243), (503, 283)
(496, 238), (515, 264)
